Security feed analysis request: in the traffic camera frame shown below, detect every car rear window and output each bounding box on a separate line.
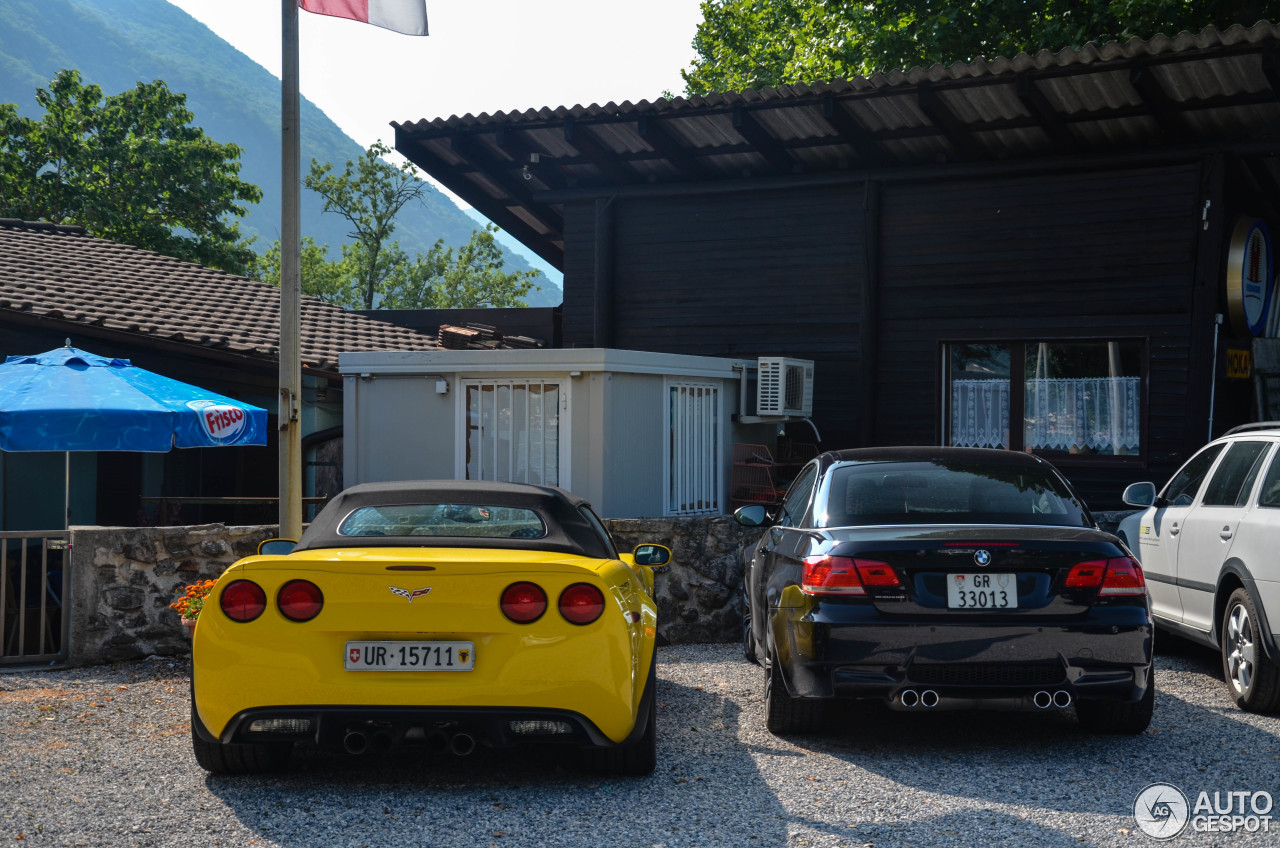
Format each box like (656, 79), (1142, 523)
(824, 461), (1089, 527)
(337, 504), (548, 539)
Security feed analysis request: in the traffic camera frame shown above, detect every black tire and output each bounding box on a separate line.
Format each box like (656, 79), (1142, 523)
(1221, 588), (1280, 713)
(588, 660), (657, 776)
(742, 588), (758, 664)
(191, 704), (291, 775)
(1076, 670), (1155, 734)
(764, 651), (824, 735)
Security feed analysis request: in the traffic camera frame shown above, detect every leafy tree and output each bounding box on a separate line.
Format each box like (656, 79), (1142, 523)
(305, 141), (428, 310)
(383, 225), (539, 309)
(0, 69), (261, 273)
(683, 1), (1272, 94)
(284, 141), (539, 309)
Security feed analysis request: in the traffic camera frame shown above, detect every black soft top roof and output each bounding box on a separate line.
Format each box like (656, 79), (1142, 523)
(294, 480), (616, 559)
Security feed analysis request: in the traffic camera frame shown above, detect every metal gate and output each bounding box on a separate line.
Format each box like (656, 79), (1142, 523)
(1, 531), (69, 665)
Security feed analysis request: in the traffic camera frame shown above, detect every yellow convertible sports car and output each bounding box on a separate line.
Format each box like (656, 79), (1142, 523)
(189, 480), (670, 776)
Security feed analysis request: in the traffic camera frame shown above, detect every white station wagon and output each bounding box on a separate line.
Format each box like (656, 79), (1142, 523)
(1122, 423), (1280, 712)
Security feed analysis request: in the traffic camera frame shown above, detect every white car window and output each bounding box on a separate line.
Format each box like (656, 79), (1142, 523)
(1201, 441), (1270, 507)
(1162, 443), (1226, 506)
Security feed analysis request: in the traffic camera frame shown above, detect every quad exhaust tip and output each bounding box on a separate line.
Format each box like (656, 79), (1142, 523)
(1034, 690), (1073, 709)
(898, 689), (939, 708)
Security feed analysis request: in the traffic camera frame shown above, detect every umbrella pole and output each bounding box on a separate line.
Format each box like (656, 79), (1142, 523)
(64, 451), (70, 530)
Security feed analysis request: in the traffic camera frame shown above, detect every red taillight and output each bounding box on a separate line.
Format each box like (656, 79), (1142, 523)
(801, 556), (901, 595)
(1099, 557), (1146, 596)
(278, 580), (324, 622)
(1065, 557), (1146, 596)
(501, 582), (548, 623)
(559, 583), (605, 625)
(220, 580), (266, 622)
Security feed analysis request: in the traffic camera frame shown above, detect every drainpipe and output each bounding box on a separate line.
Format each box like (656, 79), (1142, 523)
(1209, 313), (1223, 440)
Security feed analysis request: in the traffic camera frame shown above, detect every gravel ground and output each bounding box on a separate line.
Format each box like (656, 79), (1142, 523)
(2, 638), (1278, 848)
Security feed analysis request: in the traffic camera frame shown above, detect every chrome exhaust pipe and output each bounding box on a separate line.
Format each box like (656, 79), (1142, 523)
(449, 732), (476, 757)
(899, 689), (920, 708)
(920, 690), (940, 708)
(1033, 691), (1053, 709)
(343, 728), (370, 755)
(1053, 690), (1072, 708)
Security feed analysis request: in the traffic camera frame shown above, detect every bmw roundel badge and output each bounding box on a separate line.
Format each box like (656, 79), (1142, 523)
(974, 549), (992, 566)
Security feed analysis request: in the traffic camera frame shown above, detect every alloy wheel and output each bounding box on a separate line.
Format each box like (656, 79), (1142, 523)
(1226, 601), (1256, 696)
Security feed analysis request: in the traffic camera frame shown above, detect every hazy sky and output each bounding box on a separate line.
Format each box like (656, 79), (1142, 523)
(166, 0), (704, 149)
(164, 1), (704, 278)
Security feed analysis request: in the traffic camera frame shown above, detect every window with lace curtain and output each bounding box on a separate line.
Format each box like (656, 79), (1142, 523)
(946, 341), (1144, 458)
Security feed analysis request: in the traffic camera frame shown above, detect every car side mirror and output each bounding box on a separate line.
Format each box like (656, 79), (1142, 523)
(257, 538), (298, 556)
(734, 504), (768, 527)
(1121, 482), (1158, 509)
(633, 544), (671, 567)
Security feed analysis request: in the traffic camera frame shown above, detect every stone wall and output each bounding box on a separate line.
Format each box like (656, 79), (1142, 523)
(64, 517), (754, 666)
(67, 524), (280, 666)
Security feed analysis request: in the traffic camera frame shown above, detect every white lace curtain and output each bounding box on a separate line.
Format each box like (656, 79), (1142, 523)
(952, 377), (1141, 453)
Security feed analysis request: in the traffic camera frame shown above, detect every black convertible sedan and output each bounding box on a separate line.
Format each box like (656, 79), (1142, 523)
(736, 447), (1153, 735)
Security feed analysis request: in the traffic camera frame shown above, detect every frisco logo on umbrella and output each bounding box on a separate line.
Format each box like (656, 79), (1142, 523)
(187, 400), (248, 443)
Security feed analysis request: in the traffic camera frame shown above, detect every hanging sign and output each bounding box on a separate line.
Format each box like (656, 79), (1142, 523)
(1226, 217), (1274, 337)
(1226, 348), (1252, 379)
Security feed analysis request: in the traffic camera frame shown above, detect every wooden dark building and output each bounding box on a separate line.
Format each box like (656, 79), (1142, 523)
(395, 23), (1280, 509)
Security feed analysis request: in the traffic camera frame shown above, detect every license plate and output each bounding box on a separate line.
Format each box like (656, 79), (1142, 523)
(946, 573), (1017, 609)
(344, 641), (475, 671)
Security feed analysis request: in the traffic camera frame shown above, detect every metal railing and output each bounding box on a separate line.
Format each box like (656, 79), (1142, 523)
(1, 531), (70, 666)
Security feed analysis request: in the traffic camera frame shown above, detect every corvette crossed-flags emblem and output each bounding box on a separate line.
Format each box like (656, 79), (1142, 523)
(389, 586), (432, 603)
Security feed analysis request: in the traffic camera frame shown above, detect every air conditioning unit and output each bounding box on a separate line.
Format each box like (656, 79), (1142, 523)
(756, 357), (814, 418)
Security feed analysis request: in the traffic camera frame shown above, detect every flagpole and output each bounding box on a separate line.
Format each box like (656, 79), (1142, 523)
(280, 0), (304, 539)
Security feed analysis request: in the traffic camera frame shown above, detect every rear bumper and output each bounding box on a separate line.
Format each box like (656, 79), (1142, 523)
(773, 605), (1153, 705)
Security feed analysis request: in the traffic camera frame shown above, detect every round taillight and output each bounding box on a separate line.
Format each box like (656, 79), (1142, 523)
(501, 582), (547, 624)
(220, 580), (266, 622)
(559, 583), (605, 625)
(278, 580), (324, 622)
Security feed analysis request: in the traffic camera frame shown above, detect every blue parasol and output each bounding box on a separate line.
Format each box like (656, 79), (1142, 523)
(0, 344), (268, 527)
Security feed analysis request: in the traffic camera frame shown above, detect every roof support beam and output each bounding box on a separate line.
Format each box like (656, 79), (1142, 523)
(1016, 73), (1083, 154)
(494, 128), (568, 190)
(821, 96), (889, 167)
(394, 129), (564, 270)
(637, 116), (706, 180)
(732, 106), (796, 174)
(916, 83), (983, 161)
(1130, 64), (1184, 140)
(563, 118), (636, 185)
(448, 133), (564, 236)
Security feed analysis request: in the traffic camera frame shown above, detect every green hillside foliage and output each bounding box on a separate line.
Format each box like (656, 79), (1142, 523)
(0, 0), (562, 306)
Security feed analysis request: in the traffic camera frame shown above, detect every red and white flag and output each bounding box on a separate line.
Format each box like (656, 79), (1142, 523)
(299, 0), (428, 36)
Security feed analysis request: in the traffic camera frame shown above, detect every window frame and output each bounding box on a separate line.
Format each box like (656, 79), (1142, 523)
(941, 337), (1148, 467)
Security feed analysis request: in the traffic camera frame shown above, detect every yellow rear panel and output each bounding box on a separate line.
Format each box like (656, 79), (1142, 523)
(193, 548), (656, 743)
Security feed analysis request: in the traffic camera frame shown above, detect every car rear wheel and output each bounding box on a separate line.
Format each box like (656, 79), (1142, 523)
(588, 660), (657, 776)
(742, 588), (758, 664)
(190, 704), (291, 775)
(764, 651), (823, 735)
(1221, 588), (1280, 713)
(1075, 670), (1155, 734)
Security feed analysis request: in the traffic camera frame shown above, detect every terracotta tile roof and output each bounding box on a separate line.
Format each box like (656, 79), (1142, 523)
(0, 219), (438, 372)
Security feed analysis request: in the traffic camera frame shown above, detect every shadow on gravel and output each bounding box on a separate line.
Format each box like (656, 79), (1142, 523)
(778, 649), (1280, 825)
(202, 676), (790, 848)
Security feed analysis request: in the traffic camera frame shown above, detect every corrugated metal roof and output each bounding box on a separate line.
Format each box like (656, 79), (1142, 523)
(394, 21), (1280, 271)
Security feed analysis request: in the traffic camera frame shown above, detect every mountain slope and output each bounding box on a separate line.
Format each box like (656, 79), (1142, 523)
(0, 0), (562, 306)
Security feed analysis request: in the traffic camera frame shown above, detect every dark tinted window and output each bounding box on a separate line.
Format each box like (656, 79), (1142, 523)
(577, 505), (618, 559)
(1202, 442), (1270, 507)
(823, 460), (1089, 527)
(1162, 444), (1226, 506)
(1255, 450), (1280, 508)
(779, 465), (818, 527)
